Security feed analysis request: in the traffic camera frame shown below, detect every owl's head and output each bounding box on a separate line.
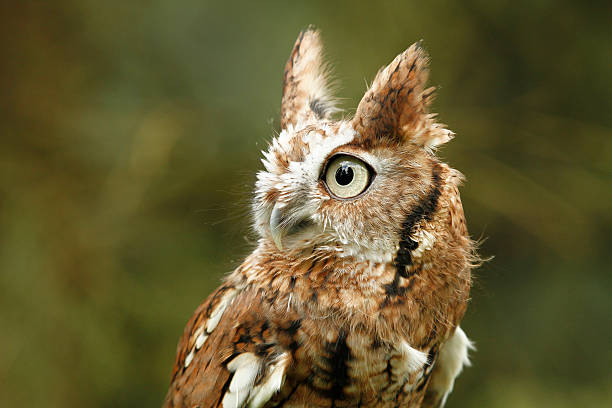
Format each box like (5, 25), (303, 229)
(253, 29), (459, 263)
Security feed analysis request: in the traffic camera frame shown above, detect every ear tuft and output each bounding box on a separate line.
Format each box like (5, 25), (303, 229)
(280, 28), (338, 130)
(352, 43), (452, 150)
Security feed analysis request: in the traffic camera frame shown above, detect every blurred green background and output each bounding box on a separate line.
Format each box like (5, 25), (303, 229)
(1, 1), (611, 406)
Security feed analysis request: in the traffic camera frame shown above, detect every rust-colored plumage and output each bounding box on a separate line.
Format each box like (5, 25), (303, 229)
(164, 28), (476, 408)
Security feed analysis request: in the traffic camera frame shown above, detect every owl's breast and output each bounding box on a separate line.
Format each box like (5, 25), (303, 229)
(269, 318), (438, 407)
(241, 246), (470, 407)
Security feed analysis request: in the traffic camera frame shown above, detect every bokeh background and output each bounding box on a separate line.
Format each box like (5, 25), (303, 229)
(1, 1), (611, 406)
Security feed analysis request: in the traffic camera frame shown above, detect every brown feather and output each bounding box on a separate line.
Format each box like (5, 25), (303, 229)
(280, 27), (337, 130)
(353, 43), (453, 150)
(164, 29), (476, 408)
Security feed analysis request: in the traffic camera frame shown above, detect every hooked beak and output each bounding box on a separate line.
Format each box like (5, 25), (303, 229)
(269, 202), (313, 251)
(269, 203), (286, 250)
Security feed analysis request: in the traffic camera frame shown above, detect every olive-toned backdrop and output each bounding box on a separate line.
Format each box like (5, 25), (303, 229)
(1, 1), (610, 406)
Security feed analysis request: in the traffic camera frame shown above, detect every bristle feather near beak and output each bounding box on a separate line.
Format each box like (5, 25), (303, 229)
(269, 203), (285, 250)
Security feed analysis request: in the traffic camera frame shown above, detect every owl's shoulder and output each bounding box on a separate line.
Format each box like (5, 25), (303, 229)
(164, 273), (292, 408)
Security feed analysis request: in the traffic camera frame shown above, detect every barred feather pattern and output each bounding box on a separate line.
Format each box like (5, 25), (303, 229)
(164, 27), (476, 408)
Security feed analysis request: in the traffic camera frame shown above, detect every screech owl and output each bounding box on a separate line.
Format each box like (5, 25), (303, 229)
(164, 28), (476, 408)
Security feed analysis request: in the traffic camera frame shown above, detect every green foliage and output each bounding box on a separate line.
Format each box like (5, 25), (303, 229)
(0, 1), (610, 406)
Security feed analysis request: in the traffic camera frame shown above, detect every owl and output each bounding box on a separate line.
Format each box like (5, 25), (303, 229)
(164, 28), (476, 408)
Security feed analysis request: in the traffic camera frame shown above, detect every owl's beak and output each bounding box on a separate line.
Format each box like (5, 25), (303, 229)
(269, 202), (314, 251)
(269, 203), (286, 250)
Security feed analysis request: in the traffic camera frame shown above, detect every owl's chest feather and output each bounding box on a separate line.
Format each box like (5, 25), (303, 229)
(270, 322), (437, 407)
(165, 250), (470, 408)
(248, 259), (461, 406)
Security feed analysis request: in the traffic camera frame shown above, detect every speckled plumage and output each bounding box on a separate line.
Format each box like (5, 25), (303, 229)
(164, 28), (476, 408)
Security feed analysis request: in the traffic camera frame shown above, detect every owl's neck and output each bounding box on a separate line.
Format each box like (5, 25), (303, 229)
(226, 238), (471, 348)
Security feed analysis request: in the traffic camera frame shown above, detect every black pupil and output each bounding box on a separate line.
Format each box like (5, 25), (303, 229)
(335, 164), (354, 186)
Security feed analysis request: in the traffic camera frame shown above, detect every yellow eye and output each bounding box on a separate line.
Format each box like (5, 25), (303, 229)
(323, 155), (373, 199)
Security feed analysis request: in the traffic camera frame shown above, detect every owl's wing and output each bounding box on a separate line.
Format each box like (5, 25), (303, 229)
(163, 284), (290, 408)
(422, 326), (474, 408)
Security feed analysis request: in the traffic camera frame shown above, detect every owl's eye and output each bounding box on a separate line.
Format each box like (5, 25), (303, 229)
(323, 155), (373, 199)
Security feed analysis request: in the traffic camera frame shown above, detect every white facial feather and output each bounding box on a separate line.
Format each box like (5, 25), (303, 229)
(253, 122), (356, 238)
(253, 120), (418, 263)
